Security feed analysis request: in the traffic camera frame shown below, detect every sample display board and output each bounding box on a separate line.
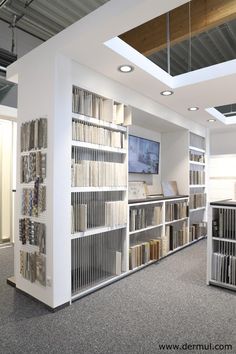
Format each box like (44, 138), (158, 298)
(19, 118), (47, 286)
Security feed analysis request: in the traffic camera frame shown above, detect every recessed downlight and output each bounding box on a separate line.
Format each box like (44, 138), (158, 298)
(207, 119), (216, 123)
(118, 65), (134, 73)
(160, 90), (174, 96)
(188, 107), (199, 111)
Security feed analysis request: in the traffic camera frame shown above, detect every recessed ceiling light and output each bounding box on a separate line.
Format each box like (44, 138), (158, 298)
(188, 107), (199, 111)
(118, 65), (134, 73)
(160, 90), (174, 96)
(207, 119), (216, 123)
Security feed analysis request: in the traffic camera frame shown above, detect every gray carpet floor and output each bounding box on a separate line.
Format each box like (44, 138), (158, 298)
(0, 240), (236, 354)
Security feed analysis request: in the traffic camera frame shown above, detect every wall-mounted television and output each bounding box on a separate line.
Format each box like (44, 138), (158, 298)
(128, 135), (160, 174)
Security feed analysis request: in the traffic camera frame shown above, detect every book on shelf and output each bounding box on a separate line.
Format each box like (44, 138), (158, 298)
(212, 252), (236, 286)
(72, 86), (132, 126)
(166, 222), (188, 251)
(189, 170), (205, 185)
(189, 193), (206, 209)
(213, 208), (236, 239)
(189, 151), (205, 163)
(129, 205), (162, 232)
(129, 239), (161, 270)
(101, 250), (122, 276)
(189, 222), (207, 241)
(71, 160), (127, 188)
(71, 200), (126, 233)
(165, 201), (188, 222)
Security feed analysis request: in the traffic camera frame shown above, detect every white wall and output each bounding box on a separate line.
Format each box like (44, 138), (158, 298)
(209, 155), (236, 202)
(210, 131), (236, 155)
(0, 119), (14, 241)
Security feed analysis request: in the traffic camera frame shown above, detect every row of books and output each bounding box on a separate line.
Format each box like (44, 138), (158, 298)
(189, 170), (205, 185)
(20, 250), (46, 286)
(71, 160), (127, 187)
(72, 120), (125, 148)
(71, 200), (127, 233)
(212, 252), (236, 286)
(129, 205), (162, 232)
(189, 151), (205, 163)
(189, 222), (207, 242)
(166, 223), (188, 251)
(212, 208), (236, 239)
(189, 193), (206, 209)
(72, 87), (131, 125)
(22, 180), (46, 217)
(19, 218), (46, 254)
(129, 239), (161, 270)
(21, 118), (47, 152)
(165, 202), (188, 222)
(21, 152), (46, 183)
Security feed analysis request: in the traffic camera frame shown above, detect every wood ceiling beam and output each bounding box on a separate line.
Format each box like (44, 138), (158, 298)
(120, 0), (236, 56)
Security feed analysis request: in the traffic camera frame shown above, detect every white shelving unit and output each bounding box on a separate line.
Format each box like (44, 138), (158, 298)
(71, 85), (131, 300)
(207, 201), (236, 291)
(128, 196), (189, 271)
(189, 132), (207, 242)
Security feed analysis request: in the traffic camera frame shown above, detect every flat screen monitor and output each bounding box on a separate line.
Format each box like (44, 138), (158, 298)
(128, 135), (160, 174)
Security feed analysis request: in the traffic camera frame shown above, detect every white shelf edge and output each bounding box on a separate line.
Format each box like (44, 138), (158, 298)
(71, 273), (126, 301)
(189, 160), (205, 166)
(165, 217), (188, 225)
(129, 224), (163, 235)
(212, 237), (236, 244)
(190, 207), (206, 212)
(189, 184), (206, 188)
(129, 200), (164, 207)
(71, 186), (127, 192)
(209, 280), (236, 291)
(189, 146), (206, 153)
(71, 224), (127, 239)
(71, 140), (126, 154)
(72, 113), (127, 132)
(128, 259), (157, 272)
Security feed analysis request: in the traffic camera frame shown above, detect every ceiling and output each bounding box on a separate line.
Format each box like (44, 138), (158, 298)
(0, 0), (110, 41)
(148, 18), (236, 77)
(6, 0), (236, 133)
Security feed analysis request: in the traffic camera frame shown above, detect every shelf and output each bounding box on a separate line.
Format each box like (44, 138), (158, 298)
(129, 199), (164, 207)
(128, 259), (158, 272)
(71, 140), (126, 154)
(189, 185), (206, 188)
(72, 113), (127, 132)
(209, 280), (236, 291)
(165, 217), (188, 225)
(71, 186), (127, 192)
(212, 237), (236, 244)
(189, 146), (205, 153)
(166, 236), (206, 256)
(189, 161), (205, 166)
(190, 207), (206, 212)
(129, 224), (163, 235)
(71, 224), (127, 239)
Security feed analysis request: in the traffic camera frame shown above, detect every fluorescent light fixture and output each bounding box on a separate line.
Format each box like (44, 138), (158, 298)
(118, 65), (134, 73)
(207, 119), (216, 123)
(160, 90), (174, 96)
(188, 107), (199, 111)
